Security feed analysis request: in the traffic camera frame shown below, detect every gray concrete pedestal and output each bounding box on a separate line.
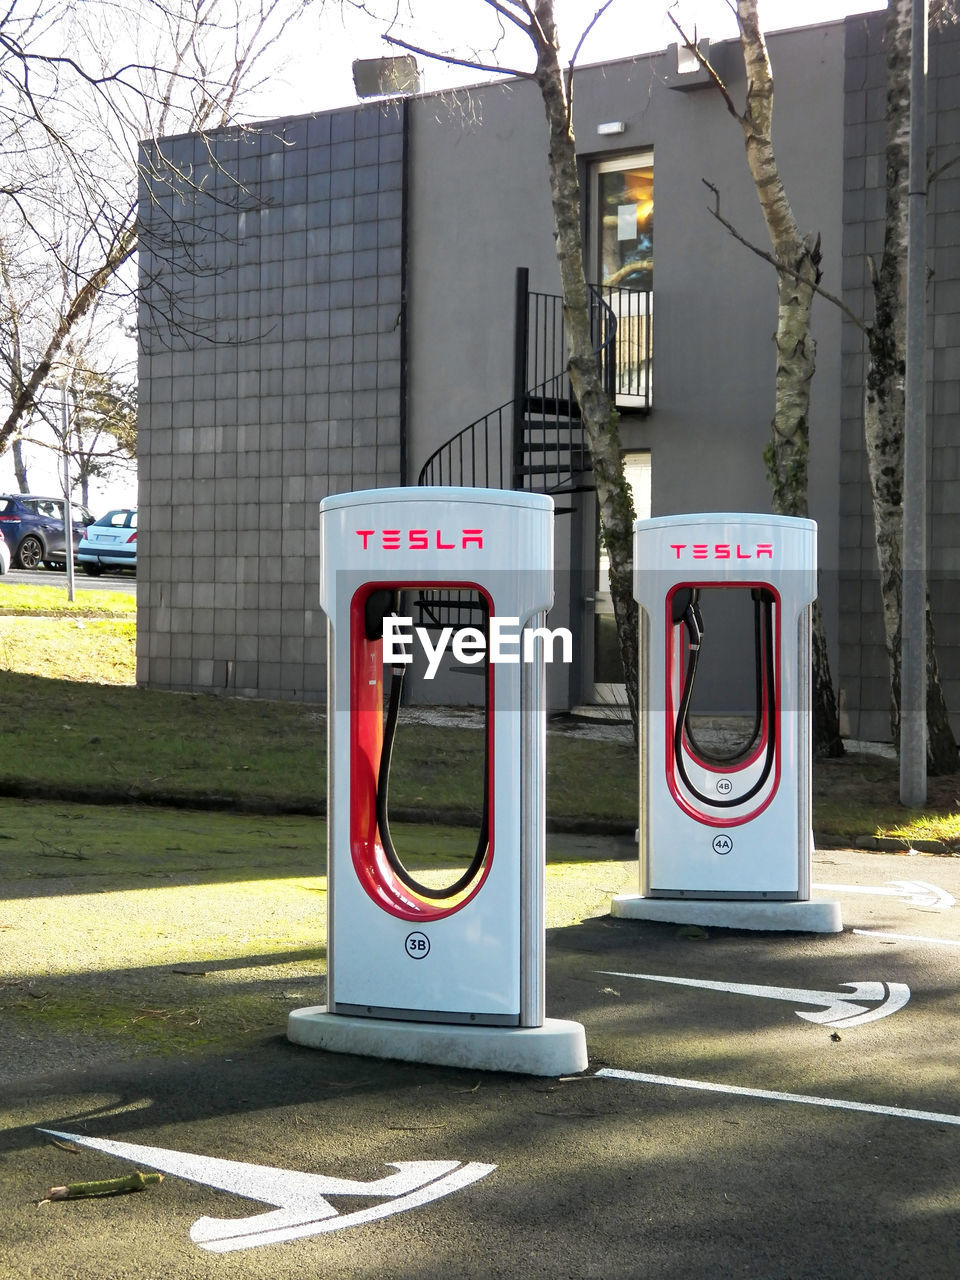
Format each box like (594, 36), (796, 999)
(288, 1007), (589, 1077)
(611, 895), (843, 932)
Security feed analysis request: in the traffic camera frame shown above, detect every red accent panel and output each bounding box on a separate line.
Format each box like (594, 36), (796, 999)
(663, 582), (782, 829)
(349, 582), (494, 920)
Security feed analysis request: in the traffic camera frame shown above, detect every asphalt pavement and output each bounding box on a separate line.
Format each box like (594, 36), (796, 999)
(2, 844), (960, 1278)
(2, 567), (136, 594)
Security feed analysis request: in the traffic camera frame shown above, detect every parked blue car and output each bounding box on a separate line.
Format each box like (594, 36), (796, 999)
(0, 493), (94, 569)
(78, 508), (138, 575)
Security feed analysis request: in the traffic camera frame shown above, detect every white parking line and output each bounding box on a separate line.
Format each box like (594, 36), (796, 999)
(596, 1068), (960, 1127)
(853, 928), (960, 948)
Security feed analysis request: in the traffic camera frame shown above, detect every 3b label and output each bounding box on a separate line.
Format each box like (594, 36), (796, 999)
(405, 932), (431, 959)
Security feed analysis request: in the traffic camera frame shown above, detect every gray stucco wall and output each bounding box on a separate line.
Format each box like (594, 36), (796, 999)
(839, 11), (960, 742)
(405, 24), (846, 713)
(134, 16), (958, 738)
(406, 29), (845, 526)
(137, 104), (406, 701)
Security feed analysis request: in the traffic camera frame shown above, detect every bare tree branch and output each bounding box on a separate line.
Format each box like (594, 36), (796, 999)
(667, 9), (741, 120)
(368, 0), (639, 735)
(569, 0), (617, 70)
(481, 0), (534, 38)
(702, 179), (867, 331)
(0, 0), (316, 457)
(382, 32), (529, 80)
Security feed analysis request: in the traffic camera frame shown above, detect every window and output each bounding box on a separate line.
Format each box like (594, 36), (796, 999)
(593, 153), (653, 290)
(591, 152), (653, 408)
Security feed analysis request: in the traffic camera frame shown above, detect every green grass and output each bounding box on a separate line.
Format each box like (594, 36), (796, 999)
(883, 812), (960, 843)
(0, 667), (638, 824)
(1, 586), (958, 1061)
(0, 670), (327, 808)
(814, 753), (960, 848)
(0, 799), (634, 1055)
(0, 581), (135, 616)
(0, 581), (137, 683)
(0, 580), (955, 845)
(0, 798), (322, 881)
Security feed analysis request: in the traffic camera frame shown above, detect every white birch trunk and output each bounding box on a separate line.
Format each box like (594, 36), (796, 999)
(530, 1), (639, 734)
(736, 0), (843, 755)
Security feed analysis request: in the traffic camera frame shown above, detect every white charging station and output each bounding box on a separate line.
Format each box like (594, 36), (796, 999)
(612, 513), (841, 932)
(288, 486), (588, 1075)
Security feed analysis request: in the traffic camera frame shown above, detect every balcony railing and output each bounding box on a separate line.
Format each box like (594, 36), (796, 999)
(522, 283), (651, 410)
(596, 284), (652, 409)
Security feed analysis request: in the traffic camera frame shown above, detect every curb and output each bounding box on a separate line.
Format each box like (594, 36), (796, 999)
(0, 780), (635, 836)
(853, 833), (958, 856)
(0, 781), (952, 850)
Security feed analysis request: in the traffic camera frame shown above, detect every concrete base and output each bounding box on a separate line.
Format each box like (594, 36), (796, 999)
(287, 1006), (589, 1077)
(610, 894), (843, 933)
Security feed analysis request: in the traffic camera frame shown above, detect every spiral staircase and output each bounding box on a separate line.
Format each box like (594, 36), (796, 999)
(417, 268), (617, 499)
(413, 267), (649, 633)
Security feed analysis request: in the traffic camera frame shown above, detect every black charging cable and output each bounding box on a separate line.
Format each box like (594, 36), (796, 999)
(673, 587), (777, 809)
(366, 590), (490, 899)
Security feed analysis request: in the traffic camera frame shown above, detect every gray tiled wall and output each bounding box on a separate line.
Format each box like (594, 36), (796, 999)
(839, 12), (960, 742)
(137, 103), (405, 701)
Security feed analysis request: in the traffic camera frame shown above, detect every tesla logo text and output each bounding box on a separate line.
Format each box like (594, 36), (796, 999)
(384, 616), (573, 680)
(355, 529), (484, 551)
(669, 543), (773, 560)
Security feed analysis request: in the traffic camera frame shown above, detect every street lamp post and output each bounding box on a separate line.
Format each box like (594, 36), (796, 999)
(900, 0), (929, 806)
(60, 383), (76, 604)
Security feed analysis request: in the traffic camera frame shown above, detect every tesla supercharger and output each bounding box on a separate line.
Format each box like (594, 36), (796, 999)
(288, 486), (588, 1075)
(612, 513), (841, 932)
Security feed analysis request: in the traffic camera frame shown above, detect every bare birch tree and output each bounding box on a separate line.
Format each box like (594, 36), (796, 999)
(0, 0), (317, 460)
(381, 0), (640, 734)
(681, 0), (958, 771)
(672, 0), (843, 756)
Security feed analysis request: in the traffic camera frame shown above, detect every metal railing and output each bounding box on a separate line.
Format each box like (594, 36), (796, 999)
(417, 400), (514, 489)
(596, 283), (652, 408)
(417, 269), (650, 493)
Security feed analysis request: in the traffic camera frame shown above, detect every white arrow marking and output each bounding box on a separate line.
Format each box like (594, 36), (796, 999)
(814, 880), (955, 910)
(598, 971), (910, 1028)
(37, 1129), (495, 1254)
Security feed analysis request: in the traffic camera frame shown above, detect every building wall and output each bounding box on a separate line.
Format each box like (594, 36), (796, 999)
(407, 28), (846, 518)
(134, 17), (960, 738)
(839, 11), (960, 741)
(136, 104), (406, 701)
(405, 25), (846, 713)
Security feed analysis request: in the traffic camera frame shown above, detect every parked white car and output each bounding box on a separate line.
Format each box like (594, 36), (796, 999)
(77, 508), (137, 575)
(0, 530), (10, 574)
